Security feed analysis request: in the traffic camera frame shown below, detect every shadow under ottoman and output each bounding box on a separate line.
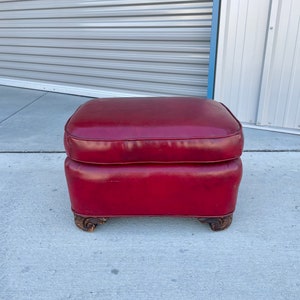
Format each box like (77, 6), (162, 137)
(64, 97), (244, 232)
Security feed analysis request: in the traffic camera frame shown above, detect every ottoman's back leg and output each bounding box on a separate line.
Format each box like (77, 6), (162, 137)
(74, 213), (108, 232)
(198, 214), (233, 231)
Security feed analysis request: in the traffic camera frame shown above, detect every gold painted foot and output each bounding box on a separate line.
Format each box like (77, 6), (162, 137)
(74, 213), (108, 232)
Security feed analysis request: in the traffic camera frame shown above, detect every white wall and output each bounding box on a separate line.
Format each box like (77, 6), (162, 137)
(215, 0), (300, 131)
(214, 0), (271, 124)
(257, 0), (300, 130)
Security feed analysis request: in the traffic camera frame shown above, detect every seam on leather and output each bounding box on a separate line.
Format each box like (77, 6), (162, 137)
(68, 156), (242, 165)
(64, 130), (243, 142)
(220, 102), (243, 132)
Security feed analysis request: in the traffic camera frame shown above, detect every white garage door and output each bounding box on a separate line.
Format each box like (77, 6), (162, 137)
(0, 0), (213, 98)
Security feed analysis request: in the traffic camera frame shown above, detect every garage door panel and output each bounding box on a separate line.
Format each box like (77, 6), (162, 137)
(0, 0), (213, 97)
(0, 69), (206, 97)
(0, 54), (208, 76)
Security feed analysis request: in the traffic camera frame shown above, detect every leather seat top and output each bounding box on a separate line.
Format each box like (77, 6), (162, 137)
(64, 97), (243, 164)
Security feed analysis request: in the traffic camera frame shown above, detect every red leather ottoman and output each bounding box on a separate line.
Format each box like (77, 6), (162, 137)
(64, 97), (243, 232)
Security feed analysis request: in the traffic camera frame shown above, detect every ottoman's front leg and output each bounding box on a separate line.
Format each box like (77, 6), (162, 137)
(198, 214), (233, 231)
(74, 213), (108, 232)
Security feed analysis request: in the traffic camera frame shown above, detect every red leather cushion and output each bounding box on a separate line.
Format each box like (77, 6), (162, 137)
(64, 97), (243, 164)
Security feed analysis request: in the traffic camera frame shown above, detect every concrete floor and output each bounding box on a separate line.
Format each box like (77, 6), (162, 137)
(1, 86), (300, 299)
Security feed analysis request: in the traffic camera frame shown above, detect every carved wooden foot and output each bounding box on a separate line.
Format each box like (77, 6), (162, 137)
(74, 213), (108, 232)
(198, 214), (233, 231)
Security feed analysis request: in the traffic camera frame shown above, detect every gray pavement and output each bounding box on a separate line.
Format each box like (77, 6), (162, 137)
(1, 85), (300, 299)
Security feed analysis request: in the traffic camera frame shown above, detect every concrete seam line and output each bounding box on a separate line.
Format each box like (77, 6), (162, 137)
(0, 91), (48, 125)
